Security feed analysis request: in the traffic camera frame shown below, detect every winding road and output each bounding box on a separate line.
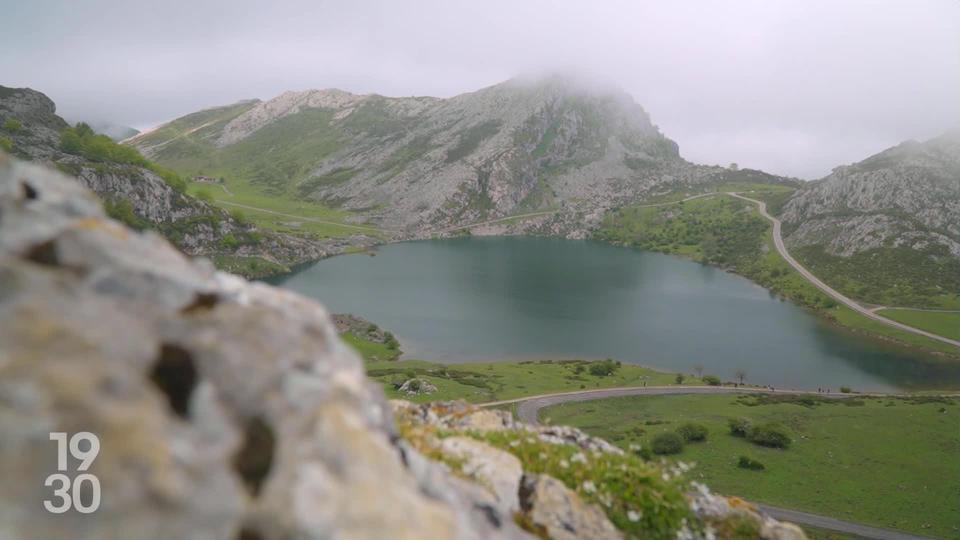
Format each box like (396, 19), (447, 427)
(728, 193), (960, 349)
(480, 385), (936, 540)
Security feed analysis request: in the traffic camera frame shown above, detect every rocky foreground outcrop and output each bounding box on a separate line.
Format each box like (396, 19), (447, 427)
(0, 155), (804, 539)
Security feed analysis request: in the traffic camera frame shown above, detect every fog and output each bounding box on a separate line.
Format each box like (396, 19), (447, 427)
(2, 0), (958, 178)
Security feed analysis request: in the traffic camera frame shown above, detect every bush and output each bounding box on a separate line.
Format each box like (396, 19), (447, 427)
(651, 432), (684, 455)
(676, 423), (708, 442)
(675, 373), (685, 384)
(219, 234), (240, 250)
(0, 136), (11, 152)
(588, 359), (619, 377)
(738, 456), (765, 470)
(728, 417), (751, 437)
(3, 118), (22, 132)
(840, 386), (852, 394)
(747, 423), (791, 449)
(230, 209), (249, 224)
(702, 375), (721, 386)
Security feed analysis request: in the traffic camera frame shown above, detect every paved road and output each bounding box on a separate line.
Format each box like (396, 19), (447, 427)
(216, 200), (388, 233)
(729, 193), (960, 348)
(482, 385), (936, 540)
(482, 385), (851, 425)
(758, 504), (933, 540)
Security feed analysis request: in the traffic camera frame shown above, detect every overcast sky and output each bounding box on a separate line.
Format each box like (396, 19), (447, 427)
(2, 0), (958, 178)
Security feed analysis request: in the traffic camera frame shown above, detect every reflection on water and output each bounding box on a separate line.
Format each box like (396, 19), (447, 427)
(269, 237), (960, 391)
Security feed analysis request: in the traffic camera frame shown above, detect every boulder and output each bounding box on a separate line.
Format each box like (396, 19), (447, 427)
(0, 155), (528, 540)
(518, 474), (623, 540)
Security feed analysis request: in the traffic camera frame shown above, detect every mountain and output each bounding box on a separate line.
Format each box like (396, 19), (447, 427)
(130, 76), (739, 233)
(0, 156), (806, 539)
(781, 132), (960, 306)
(0, 85), (370, 277)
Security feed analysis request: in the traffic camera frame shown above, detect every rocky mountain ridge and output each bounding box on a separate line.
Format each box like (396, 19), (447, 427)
(782, 131), (960, 257)
(0, 154), (805, 539)
(130, 76), (758, 234)
(0, 85), (371, 277)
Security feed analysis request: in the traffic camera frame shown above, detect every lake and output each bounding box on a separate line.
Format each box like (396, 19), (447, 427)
(270, 236), (960, 391)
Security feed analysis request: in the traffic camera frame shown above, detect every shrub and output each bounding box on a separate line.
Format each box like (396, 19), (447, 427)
(588, 359), (619, 377)
(219, 234), (240, 250)
(676, 422), (708, 442)
(728, 417), (751, 437)
(747, 423), (791, 449)
(0, 136), (11, 152)
(702, 375), (721, 386)
(651, 432), (684, 455)
(3, 118), (22, 132)
(230, 209), (249, 224)
(675, 373), (685, 384)
(737, 456), (765, 471)
(840, 386), (852, 394)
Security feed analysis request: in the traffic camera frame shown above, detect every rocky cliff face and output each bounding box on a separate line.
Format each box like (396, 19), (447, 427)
(0, 86), (360, 277)
(0, 155), (804, 539)
(131, 76), (731, 233)
(782, 132), (960, 258)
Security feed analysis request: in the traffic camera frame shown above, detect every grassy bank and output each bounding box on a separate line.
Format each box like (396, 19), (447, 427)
(187, 180), (385, 239)
(876, 309), (960, 341)
(365, 357), (704, 403)
(595, 185), (959, 356)
(540, 393), (960, 538)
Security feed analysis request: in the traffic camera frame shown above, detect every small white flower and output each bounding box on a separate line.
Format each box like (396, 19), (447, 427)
(509, 440), (520, 447)
(571, 452), (587, 464)
(539, 452), (548, 460)
(582, 480), (597, 494)
(627, 510), (641, 522)
(559, 459), (570, 469)
(628, 443), (641, 452)
(662, 472), (670, 481)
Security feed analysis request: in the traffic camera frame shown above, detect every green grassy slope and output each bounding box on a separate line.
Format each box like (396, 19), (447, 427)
(542, 393), (960, 538)
(595, 185), (959, 355)
(876, 310), (960, 341)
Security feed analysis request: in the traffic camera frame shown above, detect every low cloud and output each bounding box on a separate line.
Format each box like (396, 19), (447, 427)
(2, 0), (958, 178)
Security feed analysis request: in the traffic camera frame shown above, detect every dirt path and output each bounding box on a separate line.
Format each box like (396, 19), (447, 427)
(216, 200), (389, 233)
(433, 210), (559, 234)
(728, 193), (959, 348)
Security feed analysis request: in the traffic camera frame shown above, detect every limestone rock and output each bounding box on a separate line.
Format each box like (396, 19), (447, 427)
(441, 437), (524, 515)
(0, 155), (525, 540)
(399, 378), (439, 396)
(519, 474), (623, 540)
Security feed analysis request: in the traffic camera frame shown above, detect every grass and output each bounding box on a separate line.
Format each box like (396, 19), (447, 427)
(363, 357), (704, 404)
(341, 332), (401, 362)
(187, 180), (385, 239)
(541, 393), (960, 538)
(874, 310), (960, 342)
(794, 244), (960, 310)
(595, 186), (959, 356)
(209, 254), (287, 278)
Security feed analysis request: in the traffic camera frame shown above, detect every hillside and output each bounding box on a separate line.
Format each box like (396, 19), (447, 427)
(780, 132), (960, 308)
(0, 155), (806, 539)
(0, 85), (374, 277)
(130, 76), (756, 234)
